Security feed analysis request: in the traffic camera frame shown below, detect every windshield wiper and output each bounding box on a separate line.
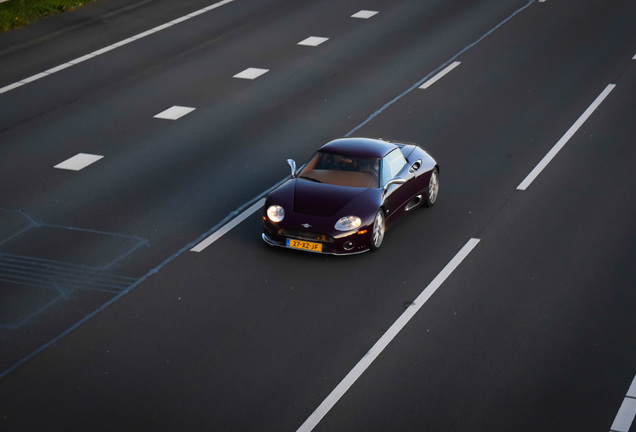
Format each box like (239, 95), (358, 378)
(299, 175), (322, 183)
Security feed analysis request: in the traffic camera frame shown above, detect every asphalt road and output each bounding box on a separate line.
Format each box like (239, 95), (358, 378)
(1, 0), (635, 431)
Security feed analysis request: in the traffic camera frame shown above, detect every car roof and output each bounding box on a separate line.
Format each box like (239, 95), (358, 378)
(318, 137), (398, 159)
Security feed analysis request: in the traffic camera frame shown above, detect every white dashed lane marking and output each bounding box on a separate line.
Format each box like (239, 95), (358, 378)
(298, 37), (329, 47)
(154, 106), (196, 120)
(54, 153), (104, 171)
(297, 238), (481, 432)
(233, 68), (270, 80)
(419, 61), (461, 89)
(351, 10), (378, 19)
(517, 84), (615, 190)
(611, 374), (636, 432)
(190, 198), (266, 252)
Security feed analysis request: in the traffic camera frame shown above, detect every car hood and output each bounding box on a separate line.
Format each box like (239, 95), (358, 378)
(293, 180), (369, 217)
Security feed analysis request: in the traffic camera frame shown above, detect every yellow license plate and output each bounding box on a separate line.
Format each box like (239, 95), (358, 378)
(286, 239), (322, 252)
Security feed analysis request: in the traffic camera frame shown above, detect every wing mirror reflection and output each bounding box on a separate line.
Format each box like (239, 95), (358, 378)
(287, 159), (297, 178)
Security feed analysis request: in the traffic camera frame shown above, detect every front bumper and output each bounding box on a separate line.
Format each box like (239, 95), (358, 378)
(262, 225), (371, 255)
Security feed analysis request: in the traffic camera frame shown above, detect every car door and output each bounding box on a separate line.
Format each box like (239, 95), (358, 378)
(381, 149), (419, 223)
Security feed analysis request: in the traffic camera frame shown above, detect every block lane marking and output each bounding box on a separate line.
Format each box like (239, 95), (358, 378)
(517, 83), (615, 190)
(154, 106), (196, 120)
(297, 238), (481, 432)
(419, 61), (461, 89)
(191, 198), (266, 252)
(233, 68), (269, 80)
(54, 153), (104, 171)
(298, 36), (329, 47)
(628, 375), (636, 398)
(611, 374), (636, 432)
(611, 398), (636, 432)
(351, 10), (378, 19)
(0, 0), (235, 95)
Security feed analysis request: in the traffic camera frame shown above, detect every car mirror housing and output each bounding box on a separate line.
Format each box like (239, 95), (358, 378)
(409, 160), (422, 173)
(287, 159), (296, 178)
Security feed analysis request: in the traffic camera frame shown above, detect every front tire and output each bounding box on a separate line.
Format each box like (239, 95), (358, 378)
(425, 168), (439, 207)
(370, 210), (385, 251)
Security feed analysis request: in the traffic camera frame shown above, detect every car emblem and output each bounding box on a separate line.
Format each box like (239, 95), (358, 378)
(302, 223), (311, 228)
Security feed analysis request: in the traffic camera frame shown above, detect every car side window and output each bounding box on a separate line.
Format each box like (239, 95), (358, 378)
(381, 149), (407, 186)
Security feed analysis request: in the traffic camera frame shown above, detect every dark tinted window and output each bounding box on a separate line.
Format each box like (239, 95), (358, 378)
(298, 152), (380, 188)
(381, 149), (406, 185)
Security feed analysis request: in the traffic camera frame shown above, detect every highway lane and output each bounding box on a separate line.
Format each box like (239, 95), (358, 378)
(1, 0), (635, 431)
(0, 0), (535, 370)
(0, 0), (532, 253)
(312, 70), (636, 431)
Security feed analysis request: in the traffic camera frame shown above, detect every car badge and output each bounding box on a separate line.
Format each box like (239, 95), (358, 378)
(302, 223), (312, 228)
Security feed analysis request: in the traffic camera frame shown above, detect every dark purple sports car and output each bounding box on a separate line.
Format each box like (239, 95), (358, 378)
(262, 137), (439, 255)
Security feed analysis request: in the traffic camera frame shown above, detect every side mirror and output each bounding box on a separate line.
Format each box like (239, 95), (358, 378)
(409, 160), (422, 173)
(382, 178), (406, 195)
(287, 159), (297, 178)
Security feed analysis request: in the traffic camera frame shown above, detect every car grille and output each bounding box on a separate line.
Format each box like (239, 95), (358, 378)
(278, 229), (335, 243)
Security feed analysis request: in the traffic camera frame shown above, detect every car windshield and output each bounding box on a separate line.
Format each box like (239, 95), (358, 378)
(298, 151), (380, 188)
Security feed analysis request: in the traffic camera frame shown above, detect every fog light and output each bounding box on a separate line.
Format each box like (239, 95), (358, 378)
(343, 241), (355, 251)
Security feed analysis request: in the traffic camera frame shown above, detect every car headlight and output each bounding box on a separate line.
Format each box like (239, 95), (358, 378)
(267, 205), (285, 222)
(335, 215), (362, 231)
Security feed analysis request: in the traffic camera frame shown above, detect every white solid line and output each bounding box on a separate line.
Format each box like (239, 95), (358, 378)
(169, 15), (191, 25)
(419, 61), (461, 89)
(191, 198), (266, 252)
(186, 10), (208, 19)
(297, 238), (481, 432)
(517, 84), (615, 190)
(129, 30), (156, 41)
(0, 0), (235, 94)
(89, 46), (117, 56)
(68, 54), (96, 65)
(611, 397), (636, 432)
(0, 82), (25, 94)
(632, 53), (636, 60)
(111, 37), (138, 48)
(54, 153), (104, 171)
(45, 63), (74, 74)
(21, 72), (50, 83)
(149, 23), (173, 33)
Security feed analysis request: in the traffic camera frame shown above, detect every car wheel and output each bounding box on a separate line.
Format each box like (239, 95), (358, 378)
(370, 210), (385, 251)
(425, 168), (439, 207)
